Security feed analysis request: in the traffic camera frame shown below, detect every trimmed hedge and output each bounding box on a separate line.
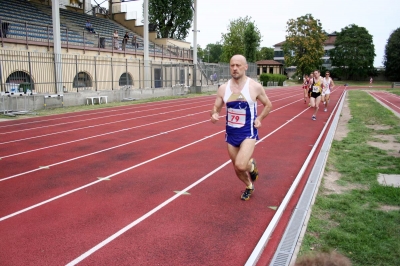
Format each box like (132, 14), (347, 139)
(259, 73), (287, 86)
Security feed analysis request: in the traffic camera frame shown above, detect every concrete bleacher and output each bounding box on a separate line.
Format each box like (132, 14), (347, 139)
(0, 0), (92, 45)
(35, 3), (163, 53)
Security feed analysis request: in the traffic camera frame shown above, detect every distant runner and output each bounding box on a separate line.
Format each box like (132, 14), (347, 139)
(322, 71), (334, 112)
(310, 70), (324, 120)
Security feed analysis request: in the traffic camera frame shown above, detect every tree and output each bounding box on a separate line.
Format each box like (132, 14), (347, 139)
(257, 47), (274, 61)
(330, 24), (375, 80)
(148, 0), (193, 40)
(197, 44), (205, 61)
(244, 22), (261, 62)
(282, 14), (326, 76)
(220, 16), (262, 62)
(203, 43), (223, 63)
(383, 27), (400, 81)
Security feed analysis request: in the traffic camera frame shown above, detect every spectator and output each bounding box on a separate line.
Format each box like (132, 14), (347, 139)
(85, 20), (95, 33)
(122, 31), (129, 51)
(131, 35), (139, 49)
(113, 30), (119, 50)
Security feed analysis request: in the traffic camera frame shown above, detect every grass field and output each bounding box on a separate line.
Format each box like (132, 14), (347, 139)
(297, 90), (400, 266)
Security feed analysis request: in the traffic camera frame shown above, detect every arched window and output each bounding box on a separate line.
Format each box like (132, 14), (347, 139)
(6, 71), (34, 90)
(119, 73), (133, 86)
(73, 72), (92, 88)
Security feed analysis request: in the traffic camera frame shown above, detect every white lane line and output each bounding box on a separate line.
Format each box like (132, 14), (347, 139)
(0, 131), (223, 222)
(0, 97), (301, 181)
(245, 88), (345, 266)
(66, 104), (311, 266)
(0, 89), (292, 131)
(369, 92), (400, 111)
(0, 117), (208, 182)
(0, 111), (208, 160)
(0, 103), (211, 145)
(0, 91), (302, 148)
(0, 97), (301, 219)
(0, 95), (217, 129)
(0, 98), (214, 135)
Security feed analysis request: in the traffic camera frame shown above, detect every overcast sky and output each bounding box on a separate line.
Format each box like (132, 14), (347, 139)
(94, 0), (400, 67)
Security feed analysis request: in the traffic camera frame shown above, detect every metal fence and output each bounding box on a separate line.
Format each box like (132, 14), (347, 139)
(0, 50), (259, 95)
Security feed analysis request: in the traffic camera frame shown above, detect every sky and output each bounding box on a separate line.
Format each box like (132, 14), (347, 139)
(94, 0), (400, 67)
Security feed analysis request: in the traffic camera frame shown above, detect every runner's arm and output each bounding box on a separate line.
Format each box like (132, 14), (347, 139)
(210, 85), (225, 123)
(254, 84), (272, 128)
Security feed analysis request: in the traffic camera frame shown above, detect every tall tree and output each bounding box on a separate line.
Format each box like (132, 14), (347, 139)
(244, 22), (261, 62)
(220, 16), (262, 62)
(282, 14), (326, 76)
(383, 27), (400, 81)
(257, 47), (274, 61)
(148, 0), (193, 40)
(203, 43), (223, 63)
(330, 24), (375, 80)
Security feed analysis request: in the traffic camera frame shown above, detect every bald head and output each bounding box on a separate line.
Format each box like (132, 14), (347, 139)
(230, 55), (248, 80)
(230, 54), (247, 65)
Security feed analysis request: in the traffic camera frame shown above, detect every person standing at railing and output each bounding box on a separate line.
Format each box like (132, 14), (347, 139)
(131, 35), (139, 49)
(122, 31), (129, 51)
(113, 30), (119, 50)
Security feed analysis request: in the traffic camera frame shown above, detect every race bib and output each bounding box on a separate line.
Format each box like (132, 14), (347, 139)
(312, 86), (320, 93)
(227, 108), (246, 128)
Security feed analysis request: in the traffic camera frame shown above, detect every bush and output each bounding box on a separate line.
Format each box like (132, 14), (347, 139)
(259, 73), (287, 86)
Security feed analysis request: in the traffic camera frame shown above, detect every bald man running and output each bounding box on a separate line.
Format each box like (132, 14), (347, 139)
(210, 55), (272, 201)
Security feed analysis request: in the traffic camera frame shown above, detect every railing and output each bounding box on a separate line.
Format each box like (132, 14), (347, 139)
(0, 17), (193, 60)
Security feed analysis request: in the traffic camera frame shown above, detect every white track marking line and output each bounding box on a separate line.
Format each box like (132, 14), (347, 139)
(0, 98), (301, 219)
(0, 88), (297, 132)
(369, 92), (400, 111)
(0, 98), (214, 135)
(0, 111), (208, 160)
(0, 103), (211, 144)
(0, 91), (302, 147)
(0, 131), (223, 222)
(0, 117), (208, 182)
(0, 95), (217, 129)
(0, 98), (301, 182)
(66, 104), (311, 266)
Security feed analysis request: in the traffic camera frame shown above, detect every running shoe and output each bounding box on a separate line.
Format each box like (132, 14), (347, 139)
(241, 186), (254, 201)
(249, 158), (259, 182)
(312, 115), (316, 121)
(324, 108), (327, 112)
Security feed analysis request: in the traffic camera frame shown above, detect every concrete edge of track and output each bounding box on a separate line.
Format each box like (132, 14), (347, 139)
(245, 89), (347, 266)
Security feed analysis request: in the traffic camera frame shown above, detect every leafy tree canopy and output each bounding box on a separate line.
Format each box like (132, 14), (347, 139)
(330, 24), (375, 80)
(244, 22), (261, 62)
(220, 16), (262, 62)
(257, 47), (274, 61)
(148, 0), (193, 40)
(282, 14), (327, 76)
(383, 27), (400, 81)
(202, 43), (223, 63)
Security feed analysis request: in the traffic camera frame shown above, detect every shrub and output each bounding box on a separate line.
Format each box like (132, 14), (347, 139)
(259, 73), (287, 86)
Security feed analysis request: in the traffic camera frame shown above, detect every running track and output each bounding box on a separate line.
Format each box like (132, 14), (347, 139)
(1, 85), (350, 265)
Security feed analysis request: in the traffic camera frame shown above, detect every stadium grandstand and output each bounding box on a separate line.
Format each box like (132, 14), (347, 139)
(0, 0), (256, 112)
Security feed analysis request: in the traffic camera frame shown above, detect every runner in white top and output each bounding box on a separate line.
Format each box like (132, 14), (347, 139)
(322, 71), (334, 112)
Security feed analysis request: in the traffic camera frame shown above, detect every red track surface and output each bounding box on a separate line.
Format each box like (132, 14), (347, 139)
(368, 91), (400, 115)
(0, 86), (346, 265)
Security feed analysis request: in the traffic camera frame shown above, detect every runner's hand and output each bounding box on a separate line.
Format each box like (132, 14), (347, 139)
(211, 113), (219, 123)
(254, 119), (261, 128)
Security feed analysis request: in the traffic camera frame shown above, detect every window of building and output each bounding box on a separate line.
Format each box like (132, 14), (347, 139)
(73, 72), (92, 88)
(119, 72), (133, 86)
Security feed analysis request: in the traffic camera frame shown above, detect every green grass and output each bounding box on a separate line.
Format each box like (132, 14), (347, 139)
(299, 90), (400, 266)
